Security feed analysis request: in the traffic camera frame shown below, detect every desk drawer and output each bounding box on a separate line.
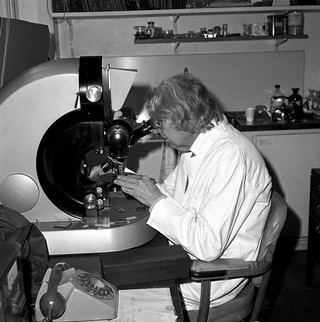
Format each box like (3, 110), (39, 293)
(100, 244), (190, 288)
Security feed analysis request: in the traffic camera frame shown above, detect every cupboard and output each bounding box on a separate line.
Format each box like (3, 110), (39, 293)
(244, 128), (320, 250)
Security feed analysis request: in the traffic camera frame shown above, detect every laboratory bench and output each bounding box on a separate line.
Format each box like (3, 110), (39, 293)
(225, 111), (320, 132)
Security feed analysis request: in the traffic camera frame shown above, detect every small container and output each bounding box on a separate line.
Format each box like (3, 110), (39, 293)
(164, 29), (174, 38)
(288, 11), (304, 35)
(134, 26), (146, 37)
(245, 107), (256, 123)
(207, 29), (214, 38)
(155, 27), (163, 36)
(250, 23), (260, 36)
(260, 22), (269, 36)
(268, 15), (287, 35)
(200, 27), (207, 34)
(222, 24), (228, 36)
(242, 24), (250, 36)
(146, 21), (156, 38)
(214, 26), (221, 37)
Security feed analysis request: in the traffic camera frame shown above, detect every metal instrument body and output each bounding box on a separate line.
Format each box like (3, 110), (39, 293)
(0, 57), (157, 255)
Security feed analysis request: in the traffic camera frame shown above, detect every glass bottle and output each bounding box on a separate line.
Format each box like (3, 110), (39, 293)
(289, 88), (303, 119)
(270, 85), (285, 111)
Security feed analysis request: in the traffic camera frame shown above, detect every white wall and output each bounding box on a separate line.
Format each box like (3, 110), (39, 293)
(102, 52), (304, 112)
(0, 0), (320, 106)
(13, 0), (53, 29)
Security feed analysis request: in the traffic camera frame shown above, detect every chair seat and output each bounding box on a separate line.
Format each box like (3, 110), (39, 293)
(186, 282), (255, 322)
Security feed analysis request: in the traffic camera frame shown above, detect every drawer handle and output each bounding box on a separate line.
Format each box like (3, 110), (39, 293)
(316, 225), (320, 234)
(318, 205), (320, 213)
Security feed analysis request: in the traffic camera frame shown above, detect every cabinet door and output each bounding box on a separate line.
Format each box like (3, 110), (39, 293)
(253, 132), (320, 248)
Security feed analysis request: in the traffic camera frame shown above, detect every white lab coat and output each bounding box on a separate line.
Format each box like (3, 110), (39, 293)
(147, 117), (272, 310)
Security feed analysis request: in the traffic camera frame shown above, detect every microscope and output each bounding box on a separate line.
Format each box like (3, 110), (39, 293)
(75, 56), (154, 218)
(0, 56), (158, 255)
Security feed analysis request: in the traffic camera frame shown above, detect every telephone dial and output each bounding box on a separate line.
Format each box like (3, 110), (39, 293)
(35, 262), (118, 321)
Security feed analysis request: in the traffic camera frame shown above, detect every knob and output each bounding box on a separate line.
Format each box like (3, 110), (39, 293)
(83, 194), (97, 210)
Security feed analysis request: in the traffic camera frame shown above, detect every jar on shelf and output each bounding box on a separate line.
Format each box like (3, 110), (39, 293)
(288, 11), (304, 35)
(222, 24), (228, 36)
(133, 26), (146, 38)
(268, 15), (287, 36)
(214, 26), (221, 37)
(146, 22), (156, 38)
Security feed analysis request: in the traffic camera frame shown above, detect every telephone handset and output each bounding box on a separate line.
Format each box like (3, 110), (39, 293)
(35, 262), (118, 321)
(39, 262), (70, 321)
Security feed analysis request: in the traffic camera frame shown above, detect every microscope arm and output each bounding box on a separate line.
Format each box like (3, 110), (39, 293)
(101, 119), (154, 176)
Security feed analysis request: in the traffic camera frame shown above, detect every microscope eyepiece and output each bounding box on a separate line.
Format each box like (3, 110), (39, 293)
(106, 119), (132, 161)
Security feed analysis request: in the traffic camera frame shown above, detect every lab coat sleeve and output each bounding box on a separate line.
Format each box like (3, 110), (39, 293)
(157, 165), (178, 197)
(147, 150), (270, 261)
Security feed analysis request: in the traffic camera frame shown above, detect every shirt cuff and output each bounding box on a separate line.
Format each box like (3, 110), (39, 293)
(149, 194), (167, 212)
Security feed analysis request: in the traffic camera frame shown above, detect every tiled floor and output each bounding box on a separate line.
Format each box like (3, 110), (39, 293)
(260, 246), (320, 322)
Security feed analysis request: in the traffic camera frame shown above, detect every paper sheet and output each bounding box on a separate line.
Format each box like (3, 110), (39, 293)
(114, 287), (177, 322)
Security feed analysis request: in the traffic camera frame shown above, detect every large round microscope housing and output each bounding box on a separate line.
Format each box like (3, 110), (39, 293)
(0, 57), (157, 255)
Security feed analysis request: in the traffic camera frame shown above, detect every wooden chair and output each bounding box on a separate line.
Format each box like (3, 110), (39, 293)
(183, 191), (288, 322)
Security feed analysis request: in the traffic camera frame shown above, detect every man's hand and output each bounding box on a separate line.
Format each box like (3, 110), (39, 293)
(89, 165), (104, 180)
(114, 174), (164, 207)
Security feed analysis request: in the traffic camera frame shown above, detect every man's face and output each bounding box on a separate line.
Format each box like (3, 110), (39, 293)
(154, 119), (198, 152)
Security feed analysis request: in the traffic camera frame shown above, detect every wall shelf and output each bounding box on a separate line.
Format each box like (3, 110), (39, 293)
(134, 34), (309, 45)
(51, 3), (318, 58)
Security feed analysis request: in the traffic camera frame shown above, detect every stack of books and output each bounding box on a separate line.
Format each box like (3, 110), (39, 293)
(51, 0), (187, 13)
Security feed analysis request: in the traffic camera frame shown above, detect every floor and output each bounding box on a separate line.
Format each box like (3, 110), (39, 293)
(259, 244), (320, 322)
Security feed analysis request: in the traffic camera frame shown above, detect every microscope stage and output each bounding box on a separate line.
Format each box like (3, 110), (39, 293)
(38, 197), (157, 255)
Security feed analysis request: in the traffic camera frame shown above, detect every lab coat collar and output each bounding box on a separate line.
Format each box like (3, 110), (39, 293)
(189, 115), (228, 157)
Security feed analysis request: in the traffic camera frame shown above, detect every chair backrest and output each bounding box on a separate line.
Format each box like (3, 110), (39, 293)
(258, 191), (288, 263)
(250, 191), (287, 322)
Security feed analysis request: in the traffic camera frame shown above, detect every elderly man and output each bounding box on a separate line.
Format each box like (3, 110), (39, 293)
(114, 73), (272, 314)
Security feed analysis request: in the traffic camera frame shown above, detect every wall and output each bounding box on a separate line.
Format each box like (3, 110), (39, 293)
(103, 52), (304, 112)
(6, 1), (320, 109)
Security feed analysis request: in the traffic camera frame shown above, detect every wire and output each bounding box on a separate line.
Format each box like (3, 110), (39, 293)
(46, 0), (67, 24)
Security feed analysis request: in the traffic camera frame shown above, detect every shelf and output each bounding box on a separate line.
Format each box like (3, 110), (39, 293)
(51, 3), (317, 58)
(134, 34), (309, 45)
(51, 5), (320, 19)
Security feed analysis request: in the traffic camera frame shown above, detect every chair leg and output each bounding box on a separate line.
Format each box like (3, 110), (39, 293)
(197, 280), (211, 322)
(250, 272), (271, 322)
(170, 284), (185, 321)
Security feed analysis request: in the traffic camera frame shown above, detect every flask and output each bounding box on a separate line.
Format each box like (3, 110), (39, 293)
(270, 85), (285, 111)
(289, 88), (303, 119)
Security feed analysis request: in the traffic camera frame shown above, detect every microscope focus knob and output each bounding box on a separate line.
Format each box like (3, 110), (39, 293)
(83, 194), (97, 210)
